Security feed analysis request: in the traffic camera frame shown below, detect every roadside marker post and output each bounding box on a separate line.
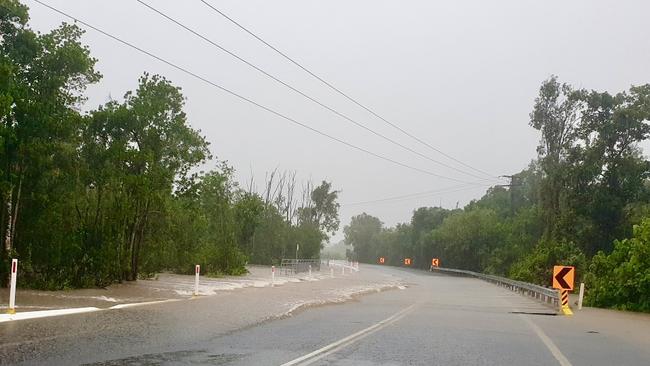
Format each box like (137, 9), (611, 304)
(578, 282), (585, 310)
(272, 266), (276, 287)
(341, 265), (345, 275)
(309, 264), (312, 278)
(330, 266), (334, 278)
(194, 264), (200, 296)
(552, 265), (575, 315)
(559, 289), (572, 315)
(8, 259), (17, 314)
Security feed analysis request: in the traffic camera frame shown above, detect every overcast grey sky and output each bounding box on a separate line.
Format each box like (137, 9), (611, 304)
(25, 0), (650, 242)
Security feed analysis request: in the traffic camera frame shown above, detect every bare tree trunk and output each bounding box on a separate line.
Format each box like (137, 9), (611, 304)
(131, 199), (151, 281)
(128, 208), (140, 281)
(4, 189), (12, 254)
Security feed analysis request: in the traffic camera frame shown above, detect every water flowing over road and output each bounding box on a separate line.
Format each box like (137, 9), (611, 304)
(1, 265), (649, 365)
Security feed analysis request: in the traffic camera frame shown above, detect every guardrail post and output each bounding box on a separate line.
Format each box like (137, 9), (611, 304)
(578, 283), (584, 310)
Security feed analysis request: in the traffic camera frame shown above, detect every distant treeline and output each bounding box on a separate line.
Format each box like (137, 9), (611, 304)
(0, 1), (339, 289)
(345, 77), (650, 312)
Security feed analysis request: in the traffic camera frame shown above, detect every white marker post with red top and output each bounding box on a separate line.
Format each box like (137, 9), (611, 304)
(8, 259), (17, 314)
(194, 264), (200, 296)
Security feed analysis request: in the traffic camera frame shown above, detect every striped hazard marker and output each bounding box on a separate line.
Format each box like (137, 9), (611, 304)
(559, 289), (573, 315)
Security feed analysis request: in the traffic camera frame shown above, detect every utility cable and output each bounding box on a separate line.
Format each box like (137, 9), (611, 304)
(137, 0), (495, 182)
(32, 0), (490, 185)
(198, 0), (500, 180)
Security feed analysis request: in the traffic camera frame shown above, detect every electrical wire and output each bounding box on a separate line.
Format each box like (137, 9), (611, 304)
(198, 0), (500, 180)
(341, 183), (490, 207)
(32, 0), (493, 185)
(136, 0), (495, 182)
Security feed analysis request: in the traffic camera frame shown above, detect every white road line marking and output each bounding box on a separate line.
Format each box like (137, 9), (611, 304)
(0, 307), (100, 323)
(518, 314), (573, 366)
(280, 303), (417, 366)
(0, 299), (182, 323)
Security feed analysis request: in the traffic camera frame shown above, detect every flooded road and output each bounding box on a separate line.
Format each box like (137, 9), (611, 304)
(4, 266), (647, 366)
(0, 264), (404, 365)
(0, 265), (349, 312)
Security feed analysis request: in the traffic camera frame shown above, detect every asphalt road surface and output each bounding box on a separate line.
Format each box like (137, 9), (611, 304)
(1, 265), (649, 365)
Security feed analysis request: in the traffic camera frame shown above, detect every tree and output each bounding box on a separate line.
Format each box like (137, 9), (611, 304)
(410, 207), (449, 268)
(585, 218), (650, 312)
(344, 213), (383, 263)
(562, 86), (650, 254)
(0, 1), (100, 285)
(299, 181), (340, 242)
(85, 73), (209, 280)
(430, 208), (503, 271)
(529, 76), (582, 233)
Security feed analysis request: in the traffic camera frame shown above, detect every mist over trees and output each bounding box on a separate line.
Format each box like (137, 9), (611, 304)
(0, 2), (339, 289)
(345, 76), (650, 311)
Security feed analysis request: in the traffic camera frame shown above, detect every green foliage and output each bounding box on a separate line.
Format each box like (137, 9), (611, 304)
(0, 5), (338, 289)
(430, 208), (504, 272)
(509, 238), (586, 284)
(344, 213), (382, 263)
(584, 219), (650, 312)
(298, 180), (340, 241)
(343, 76), (649, 312)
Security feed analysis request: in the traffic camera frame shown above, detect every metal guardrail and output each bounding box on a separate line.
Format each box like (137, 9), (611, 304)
(430, 267), (560, 309)
(279, 259), (321, 275)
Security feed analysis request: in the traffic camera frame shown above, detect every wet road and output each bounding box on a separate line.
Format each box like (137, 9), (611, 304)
(2, 266), (649, 365)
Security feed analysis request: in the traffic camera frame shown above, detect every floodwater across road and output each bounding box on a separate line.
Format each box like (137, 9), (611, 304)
(1, 265), (649, 365)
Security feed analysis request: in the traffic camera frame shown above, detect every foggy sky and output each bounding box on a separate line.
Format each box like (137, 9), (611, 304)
(24, 0), (650, 242)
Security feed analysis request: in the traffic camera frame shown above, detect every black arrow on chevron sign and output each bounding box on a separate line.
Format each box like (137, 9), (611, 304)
(554, 267), (572, 289)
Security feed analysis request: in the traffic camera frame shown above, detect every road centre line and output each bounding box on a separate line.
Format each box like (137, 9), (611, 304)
(280, 303), (418, 366)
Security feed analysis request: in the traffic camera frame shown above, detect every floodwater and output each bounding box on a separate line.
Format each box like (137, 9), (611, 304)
(0, 263), (366, 312)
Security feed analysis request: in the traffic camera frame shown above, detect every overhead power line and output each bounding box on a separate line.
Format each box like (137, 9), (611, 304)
(136, 0), (494, 183)
(198, 0), (499, 180)
(32, 0), (488, 185)
(341, 183), (490, 207)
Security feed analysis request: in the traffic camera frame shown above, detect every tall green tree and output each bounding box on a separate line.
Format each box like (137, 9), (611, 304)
(529, 76), (581, 234)
(83, 73), (209, 280)
(344, 213), (382, 263)
(0, 1), (100, 284)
